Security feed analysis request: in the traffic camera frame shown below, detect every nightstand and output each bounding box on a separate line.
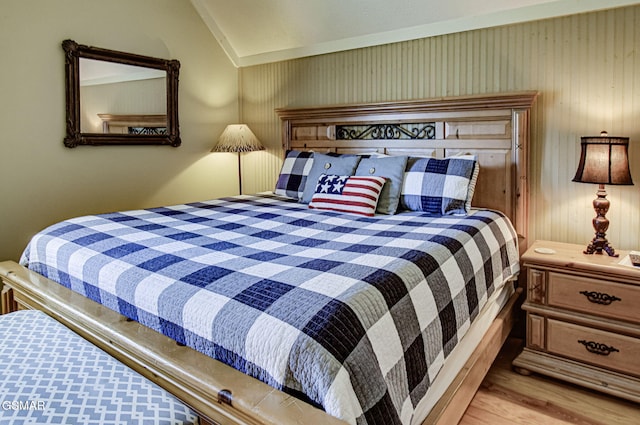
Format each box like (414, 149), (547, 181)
(512, 240), (640, 403)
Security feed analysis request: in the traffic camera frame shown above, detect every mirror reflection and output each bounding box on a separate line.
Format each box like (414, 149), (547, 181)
(79, 59), (167, 134)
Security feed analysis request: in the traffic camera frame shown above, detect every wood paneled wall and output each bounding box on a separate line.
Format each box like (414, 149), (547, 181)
(80, 78), (166, 133)
(239, 5), (640, 251)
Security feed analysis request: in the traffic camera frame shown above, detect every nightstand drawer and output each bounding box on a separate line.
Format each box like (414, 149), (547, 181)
(547, 272), (640, 323)
(547, 319), (640, 377)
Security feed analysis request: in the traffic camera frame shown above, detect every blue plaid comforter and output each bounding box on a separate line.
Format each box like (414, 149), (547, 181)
(20, 194), (519, 425)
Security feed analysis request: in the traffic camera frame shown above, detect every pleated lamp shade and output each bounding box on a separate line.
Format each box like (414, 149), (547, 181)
(211, 124), (265, 153)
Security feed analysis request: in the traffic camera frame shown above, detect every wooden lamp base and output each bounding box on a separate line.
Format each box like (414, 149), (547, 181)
(584, 184), (618, 257)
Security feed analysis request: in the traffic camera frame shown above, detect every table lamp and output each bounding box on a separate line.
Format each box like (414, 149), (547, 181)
(572, 131), (633, 256)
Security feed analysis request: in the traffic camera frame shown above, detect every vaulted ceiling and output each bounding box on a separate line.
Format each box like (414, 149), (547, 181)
(190, 0), (639, 67)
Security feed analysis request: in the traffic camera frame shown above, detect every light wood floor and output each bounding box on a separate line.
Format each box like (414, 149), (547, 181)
(459, 338), (640, 424)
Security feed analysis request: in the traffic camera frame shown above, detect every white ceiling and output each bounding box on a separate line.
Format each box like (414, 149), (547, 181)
(191, 0), (640, 67)
(79, 59), (165, 86)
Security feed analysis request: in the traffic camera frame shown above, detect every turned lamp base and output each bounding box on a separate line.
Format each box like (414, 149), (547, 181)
(572, 132), (633, 257)
(584, 184), (618, 257)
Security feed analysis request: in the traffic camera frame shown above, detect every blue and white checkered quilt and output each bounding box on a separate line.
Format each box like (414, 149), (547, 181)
(20, 194), (520, 425)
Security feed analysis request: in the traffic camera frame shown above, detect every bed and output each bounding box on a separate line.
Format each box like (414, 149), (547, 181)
(0, 91), (537, 425)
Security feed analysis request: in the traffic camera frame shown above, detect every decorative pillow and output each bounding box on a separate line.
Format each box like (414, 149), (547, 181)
(301, 153), (361, 204)
(309, 174), (387, 217)
(442, 153), (480, 211)
(274, 150), (314, 200)
(400, 156), (477, 215)
(465, 158), (480, 212)
(355, 155), (408, 214)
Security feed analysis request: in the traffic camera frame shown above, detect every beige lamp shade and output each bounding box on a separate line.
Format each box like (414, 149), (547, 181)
(211, 124), (265, 153)
(572, 131), (633, 185)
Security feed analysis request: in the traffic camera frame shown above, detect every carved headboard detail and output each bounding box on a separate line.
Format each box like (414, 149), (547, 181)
(97, 114), (167, 135)
(277, 91), (538, 250)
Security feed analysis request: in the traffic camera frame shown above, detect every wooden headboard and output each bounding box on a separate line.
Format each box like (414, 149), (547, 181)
(277, 91), (538, 249)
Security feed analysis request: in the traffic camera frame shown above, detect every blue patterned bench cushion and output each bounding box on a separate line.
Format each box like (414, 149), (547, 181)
(20, 194), (519, 425)
(0, 310), (198, 425)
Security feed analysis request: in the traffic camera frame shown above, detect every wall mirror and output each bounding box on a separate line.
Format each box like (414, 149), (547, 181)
(62, 39), (181, 147)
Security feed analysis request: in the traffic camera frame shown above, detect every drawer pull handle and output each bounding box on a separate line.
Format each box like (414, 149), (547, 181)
(579, 290), (621, 305)
(578, 340), (619, 356)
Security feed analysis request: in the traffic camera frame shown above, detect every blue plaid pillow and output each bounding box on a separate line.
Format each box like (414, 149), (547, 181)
(400, 156), (477, 215)
(274, 150), (314, 200)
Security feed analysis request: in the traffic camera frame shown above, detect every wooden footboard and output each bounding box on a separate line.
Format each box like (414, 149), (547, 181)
(0, 260), (519, 425)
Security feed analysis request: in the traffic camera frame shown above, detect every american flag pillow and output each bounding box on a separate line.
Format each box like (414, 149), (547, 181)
(309, 174), (387, 217)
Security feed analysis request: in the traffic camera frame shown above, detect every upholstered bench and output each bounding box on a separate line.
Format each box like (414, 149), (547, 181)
(0, 310), (199, 424)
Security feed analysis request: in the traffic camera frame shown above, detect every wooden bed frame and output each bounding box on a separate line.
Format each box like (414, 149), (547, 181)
(0, 91), (537, 425)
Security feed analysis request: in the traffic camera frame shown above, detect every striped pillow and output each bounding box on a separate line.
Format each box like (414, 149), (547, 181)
(309, 174), (386, 217)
